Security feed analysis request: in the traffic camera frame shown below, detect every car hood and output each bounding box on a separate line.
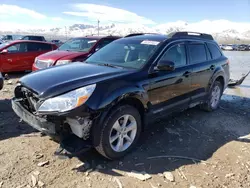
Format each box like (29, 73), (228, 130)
(19, 62), (131, 99)
(37, 50), (89, 62)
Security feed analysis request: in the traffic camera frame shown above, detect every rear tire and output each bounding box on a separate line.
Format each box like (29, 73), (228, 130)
(201, 81), (223, 112)
(93, 105), (142, 160)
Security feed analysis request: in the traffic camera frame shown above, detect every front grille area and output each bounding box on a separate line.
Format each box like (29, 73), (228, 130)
(14, 85), (39, 113)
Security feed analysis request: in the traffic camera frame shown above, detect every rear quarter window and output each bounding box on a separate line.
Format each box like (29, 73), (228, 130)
(188, 43), (207, 64)
(207, 43), (222, 59)
(37, 43), (52, 51)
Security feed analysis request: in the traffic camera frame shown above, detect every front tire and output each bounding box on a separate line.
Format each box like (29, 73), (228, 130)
(201, 81), (223, 112)
(94, 105), (142, 160)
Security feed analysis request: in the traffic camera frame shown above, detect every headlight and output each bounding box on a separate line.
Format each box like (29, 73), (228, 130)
(35, 59), (54, 69)
(56, 60), (72, 66)
(37, 84), (96, 113)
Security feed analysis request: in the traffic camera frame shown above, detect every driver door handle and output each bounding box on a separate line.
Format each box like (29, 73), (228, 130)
(183, 71), (191, 77)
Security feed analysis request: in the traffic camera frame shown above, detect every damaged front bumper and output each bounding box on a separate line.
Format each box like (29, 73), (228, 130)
(12, 97), (95, 156)
(12, 98), (94, 141)
(12, 98), (56, 135)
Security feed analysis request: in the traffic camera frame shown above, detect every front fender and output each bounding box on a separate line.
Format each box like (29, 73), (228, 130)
(88, 84), (149, 111)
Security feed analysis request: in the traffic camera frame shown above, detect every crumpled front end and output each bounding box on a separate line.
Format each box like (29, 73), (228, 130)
(12, 84), (95, 141)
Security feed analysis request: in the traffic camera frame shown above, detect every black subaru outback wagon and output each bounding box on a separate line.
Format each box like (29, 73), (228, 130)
(12, 32), (230, 160)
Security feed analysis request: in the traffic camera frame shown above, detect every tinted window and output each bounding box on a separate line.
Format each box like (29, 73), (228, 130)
(95, 39), (115, 50)
(36, 43), (52, 51)
(7, 43), (28, 53)
(31, 36), (45, 41)
(188, 43), (207, 64)
(22, 36), (29, 40)
(161, 44), (186, 67)
(207, 43), (222, 59)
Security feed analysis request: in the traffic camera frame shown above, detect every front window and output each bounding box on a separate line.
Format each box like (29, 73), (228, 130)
(86, 39), (161, 69)
(58, 38), (98, 52)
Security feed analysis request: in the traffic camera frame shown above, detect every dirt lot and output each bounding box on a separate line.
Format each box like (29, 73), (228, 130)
(0, 70), (250, 188)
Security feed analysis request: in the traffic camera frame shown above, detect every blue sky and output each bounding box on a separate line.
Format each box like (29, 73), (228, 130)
(1, 0), (250, 29)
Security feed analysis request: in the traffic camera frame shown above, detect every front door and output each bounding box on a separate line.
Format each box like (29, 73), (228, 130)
(148, 42), (192, 115)
(0, 42), (31, 72)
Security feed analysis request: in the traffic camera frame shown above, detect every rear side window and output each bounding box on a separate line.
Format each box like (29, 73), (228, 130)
(27, 43), (52, 51)
(188, 43), (207, 64)
(37, 43), (52, 51)
(207, 43), (222, 59)
(31, 36), (45, 41)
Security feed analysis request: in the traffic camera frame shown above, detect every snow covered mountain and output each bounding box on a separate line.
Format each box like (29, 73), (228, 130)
(1, 20), (250, 42)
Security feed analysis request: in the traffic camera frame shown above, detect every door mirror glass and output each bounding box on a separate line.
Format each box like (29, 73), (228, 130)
(156, 60), (175, 71)
(0, 49), (8, 54)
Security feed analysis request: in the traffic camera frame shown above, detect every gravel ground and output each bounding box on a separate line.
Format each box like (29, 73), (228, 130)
(0, 53), (250, 188)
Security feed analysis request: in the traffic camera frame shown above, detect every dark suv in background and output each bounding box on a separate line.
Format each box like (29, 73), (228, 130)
(20, 35), (46, 42)
(12, 32), (230, 160)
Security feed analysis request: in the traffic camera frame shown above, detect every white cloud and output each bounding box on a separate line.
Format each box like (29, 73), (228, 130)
(63, 3), (155, 25)
(0, 4), (46, 19)
(51, 17), (63, 21)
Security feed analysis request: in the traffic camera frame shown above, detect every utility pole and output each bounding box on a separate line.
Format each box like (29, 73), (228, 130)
(97, 20), (100, 36)
(65, 26), (67, 40)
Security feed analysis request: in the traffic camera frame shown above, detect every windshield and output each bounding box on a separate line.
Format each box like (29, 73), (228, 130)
(86, 39), (161, 69)
(58, 38), (98, 52)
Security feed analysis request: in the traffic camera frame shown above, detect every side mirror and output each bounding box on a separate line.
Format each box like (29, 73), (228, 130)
(0, 49), (8, 54)
(156, 60), (175, 71)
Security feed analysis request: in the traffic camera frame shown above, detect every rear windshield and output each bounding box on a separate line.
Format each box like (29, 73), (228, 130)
(58, 38), (98, 52)
(86, 38), (161, 69)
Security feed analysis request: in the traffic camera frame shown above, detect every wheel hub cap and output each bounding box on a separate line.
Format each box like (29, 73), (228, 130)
(211, 85), (221, 108)
(109, 114), (137, 152)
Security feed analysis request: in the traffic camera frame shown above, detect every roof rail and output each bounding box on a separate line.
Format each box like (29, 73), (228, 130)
(169, 32), (214, 40)
(124, 33), (161, 37)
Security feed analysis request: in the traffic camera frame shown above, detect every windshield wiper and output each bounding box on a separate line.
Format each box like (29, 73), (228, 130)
(98, 63), (123, 69)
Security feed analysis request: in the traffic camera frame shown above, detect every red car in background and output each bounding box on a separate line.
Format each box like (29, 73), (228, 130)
(0, 40), (57, 73)
(32, 35), (120, 71)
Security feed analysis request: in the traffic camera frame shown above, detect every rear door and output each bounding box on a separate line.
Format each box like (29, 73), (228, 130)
(187, 41), (214, 102)
(26, 42), (53, 69)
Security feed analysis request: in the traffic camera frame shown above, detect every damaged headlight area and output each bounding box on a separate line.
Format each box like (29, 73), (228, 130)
(38, 84), (96, 113)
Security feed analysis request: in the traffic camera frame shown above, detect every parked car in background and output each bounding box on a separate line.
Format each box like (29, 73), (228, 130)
(232, 44), (239, 51)
(0, 72), (3, 90)
(221, 44), (233, 51)
(238, 44), (249, 51)
(1, 35), (23, 42)
(32, 35), (120, 71)
(12, 32), (230, 159)
(20, 35), (46, 42)
(0, 40), (57, 72)
(51, 40), (63, 47)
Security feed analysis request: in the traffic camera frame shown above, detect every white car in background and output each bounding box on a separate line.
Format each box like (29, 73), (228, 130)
(222, 44), (233, 51)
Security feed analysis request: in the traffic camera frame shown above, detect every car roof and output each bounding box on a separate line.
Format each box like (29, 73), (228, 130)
(22, 35), (44, 37)
(122, 34), (168, 42)
(7, 40), (54, 45)
(74, 35), (121, 40)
